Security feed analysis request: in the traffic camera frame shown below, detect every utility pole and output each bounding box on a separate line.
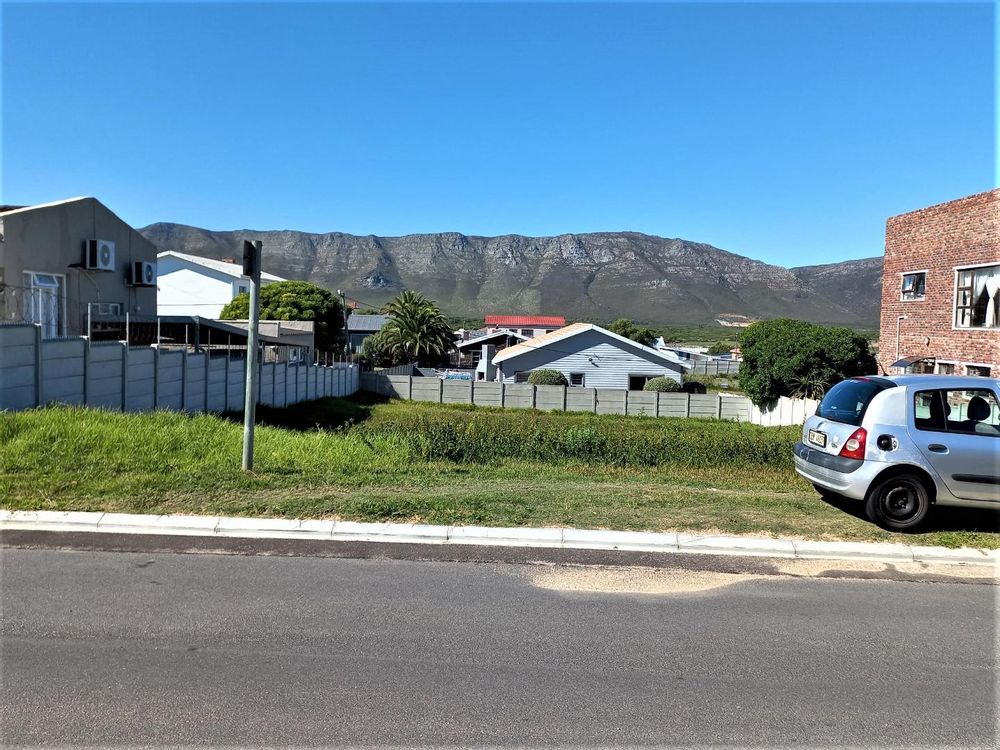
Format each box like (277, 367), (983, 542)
(338, 288), (348, 356)
(242, 240), (263, 471)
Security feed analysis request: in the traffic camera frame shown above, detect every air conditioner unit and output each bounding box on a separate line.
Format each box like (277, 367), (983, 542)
(130, 260), (156, 286)
(85, 239), (116, 271)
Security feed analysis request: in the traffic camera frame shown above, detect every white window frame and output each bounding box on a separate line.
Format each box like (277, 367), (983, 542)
(22, 270), (67, 337)
(934, 359), (957, 376)
(899, 269), (927, 301)
(952, 262), (1000, 330)
(569, 372), (585, 387)
(963, 362), (993, 378)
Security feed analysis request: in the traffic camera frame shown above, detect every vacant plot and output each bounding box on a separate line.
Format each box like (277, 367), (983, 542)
(1, 397), (996, 548)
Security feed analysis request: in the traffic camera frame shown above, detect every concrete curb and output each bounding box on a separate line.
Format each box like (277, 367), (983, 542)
(0, 509), (996, 567)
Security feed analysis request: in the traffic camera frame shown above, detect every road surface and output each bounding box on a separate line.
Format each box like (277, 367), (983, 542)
(2, 546), (995, 747)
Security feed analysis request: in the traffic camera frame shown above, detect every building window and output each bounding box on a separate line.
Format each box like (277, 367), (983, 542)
(629, 375), (657, 390)
(935, 362), (955, 375)
(235, 283), (249, 297)
(569, 373), (585, 387)
(514, 372), (530, 383)
(22, 271), (65, 338)
(966, 365), (992, 378)
(521, 330), (535, 338)
(900, 271), (926, 301)
(955, 264), (1000, 329)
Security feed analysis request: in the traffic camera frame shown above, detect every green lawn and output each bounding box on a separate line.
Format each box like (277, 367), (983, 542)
(1, 397), (996, 549)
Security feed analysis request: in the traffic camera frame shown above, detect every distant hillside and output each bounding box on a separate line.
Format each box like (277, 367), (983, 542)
(141, 223), (882, 327)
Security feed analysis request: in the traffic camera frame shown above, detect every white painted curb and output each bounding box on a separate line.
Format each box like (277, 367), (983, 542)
(1, 509), (996, 567)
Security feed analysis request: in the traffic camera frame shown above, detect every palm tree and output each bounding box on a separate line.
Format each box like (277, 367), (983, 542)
(379, 291), (455, 364)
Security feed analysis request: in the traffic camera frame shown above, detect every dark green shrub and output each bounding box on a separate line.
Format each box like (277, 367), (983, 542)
(643, 377), (681, 392)
(738, 319), (876, 408)
(527, 369), (568, 386)
(681, 381), (707, 394)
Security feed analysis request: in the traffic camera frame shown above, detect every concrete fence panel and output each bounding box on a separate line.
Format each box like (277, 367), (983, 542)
(720, 395), (751, 422)
(472, 382), (503, 407)
(206, 356), (227, 412)
(565, 387), (597, 413)
(126, 348), (156, 412)
(688, 393), (720, 419)
(502, 383), (534, 409)
(442, 380), (473, 404)
(595, 389), (626, 415)
(534, 385), (566, 411)
(626, 390), (656, 417)
(87, 344), (125, 410)
(41, 338), (86, 405)
(386, 376), (412, 399)
(184, 353), (207, 412)
(411, 378), (443, 403)
(156, 351), (185, 411)
(657, 393), (688, 418)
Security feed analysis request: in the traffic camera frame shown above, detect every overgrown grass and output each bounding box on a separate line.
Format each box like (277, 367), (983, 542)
(1, 398), (996, 548)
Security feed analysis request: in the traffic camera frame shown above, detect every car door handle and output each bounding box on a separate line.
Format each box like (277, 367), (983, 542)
(927, 443), (949, 454)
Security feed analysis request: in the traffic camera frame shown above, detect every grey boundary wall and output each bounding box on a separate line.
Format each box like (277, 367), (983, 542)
(0, 324), (359, 413)
(359, 372), (816, 426)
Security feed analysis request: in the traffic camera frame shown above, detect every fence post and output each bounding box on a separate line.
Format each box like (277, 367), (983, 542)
(654, 390), (660, 418)
(717, 393), (723, 419)
(203, 352), (209, 412)
(34, 324), (43, 407)
(590, 388), (597, 414)
(224, 352), (230, 412)
(82, 336), (90, 406)
(530, 385), (536, 409)
(501, 382), (507, 408)
(180, 349), (187, 411)
(405, 376), (413, 400)
(121, 342), (129, 412)
(562, 386), (567, 412)
(684, 392), (691, 418)
(437, 378), (443, 403)
(153, 347), (159, 409)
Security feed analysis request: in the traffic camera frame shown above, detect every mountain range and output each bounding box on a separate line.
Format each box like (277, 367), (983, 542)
(140, 223), (883, 328)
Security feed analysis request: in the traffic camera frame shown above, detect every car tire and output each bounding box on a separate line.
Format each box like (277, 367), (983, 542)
(865, 473), (930, 531)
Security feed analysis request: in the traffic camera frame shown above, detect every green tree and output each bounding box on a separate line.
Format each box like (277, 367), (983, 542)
(362, 290), (455, 366)
(737, 319), (876, 408)
(607, 318), (656, 346)
(527, 369), (568, 386)
(219, 280), (344, 350)
(707, 341), (733, 355)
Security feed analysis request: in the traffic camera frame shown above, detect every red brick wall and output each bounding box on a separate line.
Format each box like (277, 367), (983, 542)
(877, 189), (1000, 376)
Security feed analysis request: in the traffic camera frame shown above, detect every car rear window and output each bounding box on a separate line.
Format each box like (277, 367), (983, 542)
(816, 378), (894, 426)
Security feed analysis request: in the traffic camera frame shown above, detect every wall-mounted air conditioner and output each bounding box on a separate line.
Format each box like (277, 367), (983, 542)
(85, 239), (116, 271)
(130, 260), (156, 286)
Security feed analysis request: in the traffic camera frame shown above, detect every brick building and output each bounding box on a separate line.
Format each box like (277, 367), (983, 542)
(878, 189), (999, 377)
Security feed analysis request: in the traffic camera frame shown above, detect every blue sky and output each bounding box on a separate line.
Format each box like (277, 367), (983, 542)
(2, 2), (994, 267)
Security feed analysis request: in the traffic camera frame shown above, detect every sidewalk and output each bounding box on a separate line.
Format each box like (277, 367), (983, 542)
(2, 509), (996, 566)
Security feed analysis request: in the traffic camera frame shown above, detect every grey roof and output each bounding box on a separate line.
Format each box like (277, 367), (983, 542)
(347, 314), (389, 332)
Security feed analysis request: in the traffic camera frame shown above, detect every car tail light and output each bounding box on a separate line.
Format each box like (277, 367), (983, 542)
(839, 427), (867, 460)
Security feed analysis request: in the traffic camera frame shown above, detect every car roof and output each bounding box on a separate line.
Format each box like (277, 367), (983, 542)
(876, 374), (1000, 389)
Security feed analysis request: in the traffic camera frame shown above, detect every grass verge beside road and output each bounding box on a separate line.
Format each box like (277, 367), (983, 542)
(1, 397), (996, 549)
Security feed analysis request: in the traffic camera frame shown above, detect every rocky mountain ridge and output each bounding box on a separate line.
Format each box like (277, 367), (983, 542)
(141, 223), (883, 327)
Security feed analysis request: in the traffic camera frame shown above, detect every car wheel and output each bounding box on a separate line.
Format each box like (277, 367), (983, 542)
(812, 483), (842, 500)
(865, 474), (930, 531)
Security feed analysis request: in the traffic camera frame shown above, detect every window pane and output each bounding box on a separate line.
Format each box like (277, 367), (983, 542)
(944, 389), (1000, 435)
(914, 391), (947, 431)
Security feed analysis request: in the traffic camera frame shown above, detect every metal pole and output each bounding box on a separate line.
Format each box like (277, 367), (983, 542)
(242, 241), (263, 471)
(87, 302), (92, 341)
(125, 312), (130, 347)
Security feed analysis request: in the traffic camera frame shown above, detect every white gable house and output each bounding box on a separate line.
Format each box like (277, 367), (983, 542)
(491, 323), (688, 389)
(156, 251), (285, 317)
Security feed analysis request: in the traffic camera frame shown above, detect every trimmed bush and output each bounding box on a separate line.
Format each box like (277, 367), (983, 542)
(681, 381), (707, 394)
(527, 369), (568, 386)
(643, 377), (681, 392)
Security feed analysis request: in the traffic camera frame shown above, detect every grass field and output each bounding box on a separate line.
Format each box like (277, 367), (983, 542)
(1, 396), (996, 549)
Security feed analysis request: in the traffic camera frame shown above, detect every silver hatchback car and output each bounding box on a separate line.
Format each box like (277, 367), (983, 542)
(793, 375), (1000, 530)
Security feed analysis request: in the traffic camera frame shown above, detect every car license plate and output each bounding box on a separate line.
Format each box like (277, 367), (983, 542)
(808, 429), (827, 448)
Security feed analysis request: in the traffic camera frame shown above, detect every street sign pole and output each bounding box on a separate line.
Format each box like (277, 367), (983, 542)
(242, 240), (263, 471)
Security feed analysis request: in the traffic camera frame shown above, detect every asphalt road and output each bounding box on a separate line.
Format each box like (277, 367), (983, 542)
(2, 547), (996, 748)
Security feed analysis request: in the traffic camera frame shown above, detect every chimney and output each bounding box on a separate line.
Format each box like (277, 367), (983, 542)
(482, 344), (497, 382)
